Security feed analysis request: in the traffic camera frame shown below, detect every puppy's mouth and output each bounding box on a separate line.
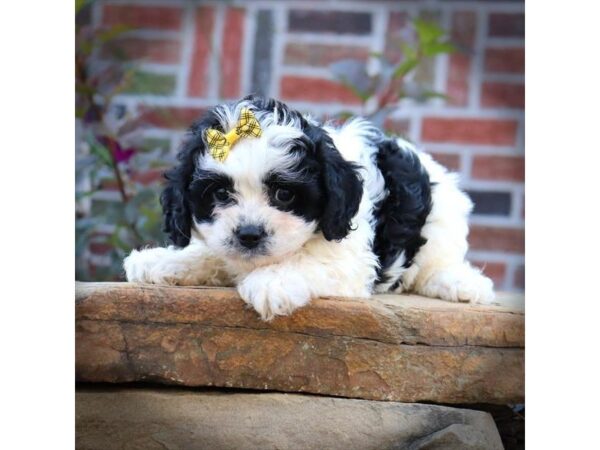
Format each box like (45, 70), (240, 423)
(225, 237), (270, 259)
(236, 245), (269, 258)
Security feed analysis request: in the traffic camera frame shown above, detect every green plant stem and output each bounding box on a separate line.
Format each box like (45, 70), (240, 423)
(107, 142), (129, 203)
(373, 49), (425, 117)
(105, 139), (145, 244)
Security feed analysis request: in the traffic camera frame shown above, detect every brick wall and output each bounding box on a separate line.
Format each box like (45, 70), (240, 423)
(90, 0), (525, 291)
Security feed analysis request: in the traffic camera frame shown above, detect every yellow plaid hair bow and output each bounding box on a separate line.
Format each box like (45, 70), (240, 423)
(205, 108), (262, 162)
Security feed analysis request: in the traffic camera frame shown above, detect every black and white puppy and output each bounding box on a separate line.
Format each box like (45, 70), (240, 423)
(124, 95), (494, 320)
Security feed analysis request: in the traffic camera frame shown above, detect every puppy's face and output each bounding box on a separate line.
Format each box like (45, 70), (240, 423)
(190, 125), (323, 266)
(160, 96), (364, 269)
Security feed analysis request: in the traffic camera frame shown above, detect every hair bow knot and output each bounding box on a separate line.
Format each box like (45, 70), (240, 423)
(205, 108), (262, 162)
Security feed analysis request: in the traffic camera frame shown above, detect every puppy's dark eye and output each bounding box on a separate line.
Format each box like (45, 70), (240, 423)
(274, 188), (295, 205)
(213, 187), (231, 203)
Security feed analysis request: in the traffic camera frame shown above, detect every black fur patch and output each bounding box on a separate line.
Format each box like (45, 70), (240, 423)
(263, 169), (324, 222)
(189, 170), (235, 220)
(160, 108), (224, 247)
(372, 138), (433, 289)
(302, 124), (363, 241)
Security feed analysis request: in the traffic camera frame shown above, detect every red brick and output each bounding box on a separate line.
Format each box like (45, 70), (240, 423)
(430, 152), (461, 172)
(89, 241), (113, 255)
(469, 226), (524, 253)
(99, 179), (118, 191)
(472, 261), (507, 287)
(102, 5), (182, 30)
(102, 38), (181, 64)
(446, 11), (476, 106)
(280, 76), (362, 105)
(481, 82), (524, 109)
(384, 11), (411, 63)
(284, 43), (370, 67)
(447, 53), (471, 106)
(484, 48), (524, 74)
(288, 10), (372, 35)
(514, 265), (525, 289)
(132, 169), (164, 185)
(87, 231), (113, 256)
(472, 155), (524, 182)
(384, 118), (411, 136)
(451, 11), (477, 46)
(139, 106), (205, 129)
(421, 118), (518, 146)
(188, 7), (215, 97)
(220, 7), (245, 98)
(488, 13), (525, 38)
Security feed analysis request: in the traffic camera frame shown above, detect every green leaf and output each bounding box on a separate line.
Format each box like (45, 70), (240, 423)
(393, 57), (419, 78)
(340, 78), (371, 103)
(334, 111), (355, 122)
(124, 189), (154, 221)
(420, 90), (449, 101)
(422, 41), (456, 57)
(329, 59), (373, 100)
(138, 210), (161, 235)
(109, 228), (131, 252)
(76, 0), (90, 14)
(400, 43), (418, 60)
(76, 190), (97, 201)
(413, 18), (445, 44)
(96, 25), (131, 44)
(121, 70), (177, 96)
(103, 201), (127, 224)
(88, 137), (114, 167)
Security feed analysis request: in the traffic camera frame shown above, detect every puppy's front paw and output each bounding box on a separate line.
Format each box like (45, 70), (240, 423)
(123, 247), (180, 285)
(420, 265), (495, 304)
(237, 269), (312, 320)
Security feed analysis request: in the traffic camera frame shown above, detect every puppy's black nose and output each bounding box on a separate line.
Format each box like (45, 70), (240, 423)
(236, 225), (266, 249)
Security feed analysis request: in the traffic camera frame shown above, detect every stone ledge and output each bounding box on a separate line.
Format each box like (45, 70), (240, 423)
(76, 387), (504, 450)
(76, 282), (524, 404)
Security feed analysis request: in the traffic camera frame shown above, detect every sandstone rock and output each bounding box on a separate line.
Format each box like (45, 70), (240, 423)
(76, 387), (504, 450)
(76, 282), (524, 404)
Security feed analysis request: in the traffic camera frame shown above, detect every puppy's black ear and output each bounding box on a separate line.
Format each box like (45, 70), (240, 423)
(160, 136), (201, 247)
(160, 180), (191, 247)
(309, 127), (363, 241)
(160, 105), (224, 247)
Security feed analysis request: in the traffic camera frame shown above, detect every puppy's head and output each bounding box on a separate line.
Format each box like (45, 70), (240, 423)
(161, 95), (363, 267)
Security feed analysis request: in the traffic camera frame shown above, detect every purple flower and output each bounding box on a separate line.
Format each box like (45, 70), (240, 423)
(98, 136), (135, 163)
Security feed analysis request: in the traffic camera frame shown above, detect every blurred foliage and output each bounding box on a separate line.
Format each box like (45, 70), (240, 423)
(75, 0), (173, 280)
(330, 18), (456, 129)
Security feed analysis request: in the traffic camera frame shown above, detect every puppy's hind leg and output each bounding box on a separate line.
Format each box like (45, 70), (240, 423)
(405, 227), (496, 304)
(416, 262), (495, 304)
(401, 152), (495, 304)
